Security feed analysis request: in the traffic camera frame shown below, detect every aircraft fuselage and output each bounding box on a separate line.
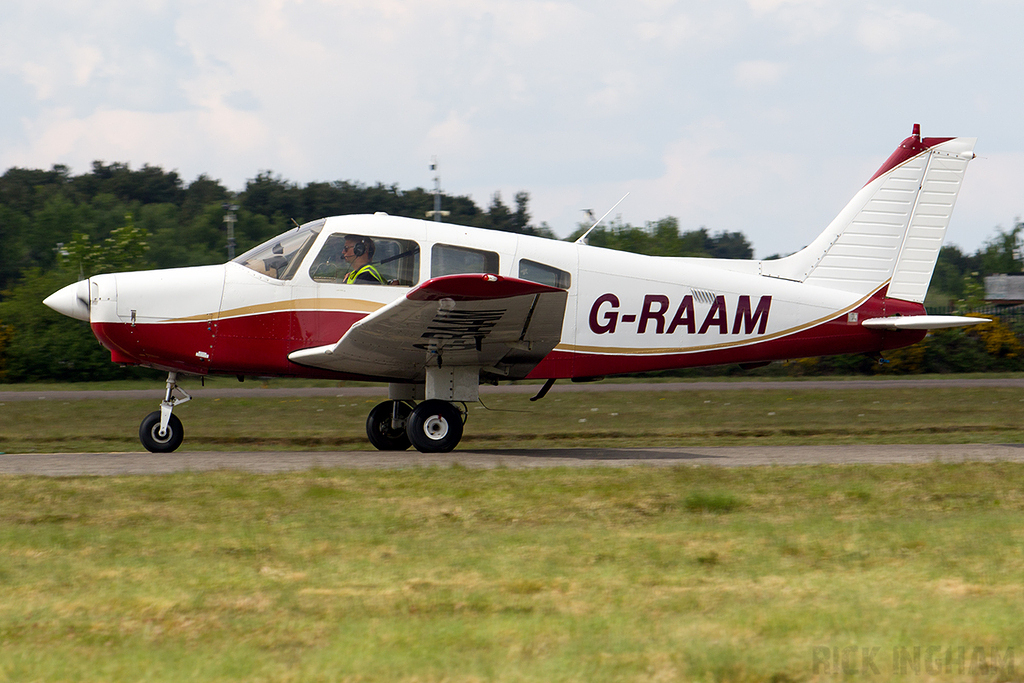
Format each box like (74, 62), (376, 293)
(68, 214), (925, 382)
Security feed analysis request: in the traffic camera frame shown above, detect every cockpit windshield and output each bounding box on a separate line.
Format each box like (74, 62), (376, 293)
(233, 219), (325, 280)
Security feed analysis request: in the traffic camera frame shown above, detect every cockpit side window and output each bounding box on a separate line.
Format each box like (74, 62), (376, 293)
(308, 234), (420, 286)
(234, 220), (324, 280)
(431, 244), (499, 277)
(518, 259), (571, 289)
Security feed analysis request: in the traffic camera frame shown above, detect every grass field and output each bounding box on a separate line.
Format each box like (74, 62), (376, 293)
(2, 381), (1024, 681)
(1, 464), (1023, 681)
(3, 381), (1024, 452)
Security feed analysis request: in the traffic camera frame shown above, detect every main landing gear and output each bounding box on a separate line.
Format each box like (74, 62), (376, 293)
(139, 372), (191, 453)
(365, 399), (466, 453)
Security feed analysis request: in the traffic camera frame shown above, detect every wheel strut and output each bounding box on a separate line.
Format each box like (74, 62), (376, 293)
(158, 371), (192, 438)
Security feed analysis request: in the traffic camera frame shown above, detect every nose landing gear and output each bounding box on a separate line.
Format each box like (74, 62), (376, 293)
(139, 411), (184, 453)
(139, 372), (191, 453)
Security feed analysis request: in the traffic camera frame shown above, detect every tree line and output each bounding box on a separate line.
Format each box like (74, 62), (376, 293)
(0, 161), (1020, 382)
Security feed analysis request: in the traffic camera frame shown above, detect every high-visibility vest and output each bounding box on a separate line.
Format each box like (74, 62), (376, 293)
(345, 264), (385, 284)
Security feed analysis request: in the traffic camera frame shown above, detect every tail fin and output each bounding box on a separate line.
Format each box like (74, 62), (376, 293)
(760, 125), (976, 302)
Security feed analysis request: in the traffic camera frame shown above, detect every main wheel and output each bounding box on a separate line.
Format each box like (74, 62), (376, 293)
(139, 411), (184, 453)
(366, 400), (413, 451)
(406, 400), (464, 453)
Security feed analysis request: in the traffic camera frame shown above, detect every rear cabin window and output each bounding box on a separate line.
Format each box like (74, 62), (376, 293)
(308, 234), (420, 286)
(431, 244), (499, 277)
(518, 259), (571, 289)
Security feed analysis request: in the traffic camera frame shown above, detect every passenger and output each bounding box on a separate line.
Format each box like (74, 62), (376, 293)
(257, 243), (290, 278)
(343, 235), (386, 284)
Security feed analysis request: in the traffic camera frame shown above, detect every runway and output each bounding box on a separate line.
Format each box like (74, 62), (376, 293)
(2, 443), (1024, 476)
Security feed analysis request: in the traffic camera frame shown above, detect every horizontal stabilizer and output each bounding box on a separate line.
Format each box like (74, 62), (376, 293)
(860, 315), (991, 330)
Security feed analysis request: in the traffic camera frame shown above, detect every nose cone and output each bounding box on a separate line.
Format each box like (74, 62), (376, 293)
(43, 280), (91, 322)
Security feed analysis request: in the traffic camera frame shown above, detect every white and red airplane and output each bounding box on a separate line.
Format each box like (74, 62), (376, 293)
(45, 125), (986, 453)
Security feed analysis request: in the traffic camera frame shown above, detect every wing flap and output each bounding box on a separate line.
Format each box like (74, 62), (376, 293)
(288, 274), (568, 380)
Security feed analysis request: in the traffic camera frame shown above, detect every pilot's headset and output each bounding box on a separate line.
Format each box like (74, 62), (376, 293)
(348, 236), (373, 259)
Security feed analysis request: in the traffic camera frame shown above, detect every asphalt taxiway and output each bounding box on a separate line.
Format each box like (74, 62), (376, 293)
(2, 444), (1024, 476)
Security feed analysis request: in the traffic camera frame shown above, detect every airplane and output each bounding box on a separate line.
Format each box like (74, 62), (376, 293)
(44, 124), (987, 454)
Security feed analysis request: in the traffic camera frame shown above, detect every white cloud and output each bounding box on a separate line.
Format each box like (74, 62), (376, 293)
(7, 104), (272, 185)
(856, 7), (959, 54)
(634, 14), (698, 48)
(586, 70), (641, 111)
(70, 44), (104, 88)
(733, 60), (786, 89)
(634, 8), (741, 52)
(0, 0), (1019, 258)
(19, 62), (54, 100)
(747, 0), (823, 13)
(422, 109), (482, 160)
(745, 0), (839, 43)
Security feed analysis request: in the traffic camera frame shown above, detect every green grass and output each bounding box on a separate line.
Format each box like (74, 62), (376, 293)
(4, 371), (1024, 392)
(1, 464), (1023, 681)
(3, 384), (1024, 453)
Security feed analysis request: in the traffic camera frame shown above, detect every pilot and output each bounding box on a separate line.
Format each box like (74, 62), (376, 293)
(343, 235), (386, 284)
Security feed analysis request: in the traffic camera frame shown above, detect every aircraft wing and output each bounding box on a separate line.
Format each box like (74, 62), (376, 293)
(288, 274), (568, 380)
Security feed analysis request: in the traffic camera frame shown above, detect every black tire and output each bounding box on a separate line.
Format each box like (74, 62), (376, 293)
(139, 411), (184, 453)
(366, 400), (412, 451)
(406, 400), (464, 453)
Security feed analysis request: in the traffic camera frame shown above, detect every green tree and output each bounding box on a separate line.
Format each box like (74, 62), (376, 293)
(0, 214), (155, 382)
(512, 191), (531, 233)
(930, 245), (979, 302)
(567, 218), (749, 258)
(706, 230), (753, 259)
(241, 172), (303, 223)
(70, 162), (185, 206)
(181, 175), (229, 223)
(978, 222), (1024, 275)
(59, 213), (152, 277)
(0, 319), (10, 380)
(0, 269), (154, 381)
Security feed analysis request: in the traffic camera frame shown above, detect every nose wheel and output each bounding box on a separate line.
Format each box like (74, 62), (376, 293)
(139, 411), (184, 453)
(139, 372), (191, 453)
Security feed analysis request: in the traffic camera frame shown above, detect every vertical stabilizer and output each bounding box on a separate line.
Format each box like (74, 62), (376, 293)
(760, 126), (976, 302)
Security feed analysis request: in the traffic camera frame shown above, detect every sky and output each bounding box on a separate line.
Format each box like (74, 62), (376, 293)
(1, 0), (1022, 258)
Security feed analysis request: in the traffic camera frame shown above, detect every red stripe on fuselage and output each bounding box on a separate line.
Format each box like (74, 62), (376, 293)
(93, 309), (368, 377)
(528, 292), (927, 379)
(93, 292), (926, 381)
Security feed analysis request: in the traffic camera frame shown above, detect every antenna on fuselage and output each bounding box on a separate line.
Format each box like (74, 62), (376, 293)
(574, 192), (629, 245)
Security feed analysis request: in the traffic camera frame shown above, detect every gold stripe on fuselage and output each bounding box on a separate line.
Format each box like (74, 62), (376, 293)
(165, 298), (385, 323)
